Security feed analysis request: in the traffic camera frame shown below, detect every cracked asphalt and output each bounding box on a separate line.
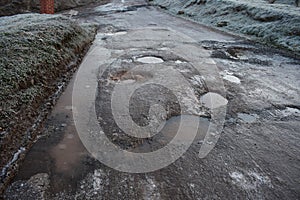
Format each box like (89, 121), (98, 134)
(3, 0), (300, 199)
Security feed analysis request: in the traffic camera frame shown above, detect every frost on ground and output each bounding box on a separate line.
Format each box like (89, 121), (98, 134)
(151, 0), (300, 53)
(0, 13), (96, 193)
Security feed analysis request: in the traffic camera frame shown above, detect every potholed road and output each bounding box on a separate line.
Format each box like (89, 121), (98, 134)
(4, 0), (300, 199)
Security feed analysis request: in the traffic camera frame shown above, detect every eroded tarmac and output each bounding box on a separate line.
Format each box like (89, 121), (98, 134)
(4, 0), (300, 199)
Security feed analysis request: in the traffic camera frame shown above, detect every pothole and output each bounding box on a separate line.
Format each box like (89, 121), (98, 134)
(200, 92), (228, 109)
(237, 113), (258, 123)
(136, 56), (164, 64)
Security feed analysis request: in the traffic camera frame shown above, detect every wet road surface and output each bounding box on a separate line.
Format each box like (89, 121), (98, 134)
(4, 0), (300, 199)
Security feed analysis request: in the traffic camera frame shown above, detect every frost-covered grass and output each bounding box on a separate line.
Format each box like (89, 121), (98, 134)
(151, 0), (300, 53)
(0, 13), (96, 186)
(0, 14), (95, 129)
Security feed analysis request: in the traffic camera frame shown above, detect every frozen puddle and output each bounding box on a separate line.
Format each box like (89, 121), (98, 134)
(200, 92), (228, 109)
(223, 75), (241, 84)
(137, 56), (164, 64)
(238, 113), (258, 123)
(104, 31), (127, 36)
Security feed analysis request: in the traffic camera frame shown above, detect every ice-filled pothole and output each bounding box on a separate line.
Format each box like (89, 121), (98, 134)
(200, 92), (228, 109)
(136, 56), (164, 64)
(104, 31), (127, 36)
(237, 113), (258, 123)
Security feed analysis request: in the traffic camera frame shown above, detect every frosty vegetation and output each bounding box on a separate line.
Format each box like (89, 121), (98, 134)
(151, 0), (300, 53)
(0, 0), (109, 16)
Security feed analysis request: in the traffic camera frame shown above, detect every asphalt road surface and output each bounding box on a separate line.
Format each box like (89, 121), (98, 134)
(4, 0), (300, 199)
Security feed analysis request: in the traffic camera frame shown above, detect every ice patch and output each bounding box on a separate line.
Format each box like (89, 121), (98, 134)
(223, 75), (241, 84)
(104, 31), (127, 36)
(137, 56), (164, 64)
(200, 92), (228, 109)
(175, 60), (186, 64)
(220, 71), (241, 84)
